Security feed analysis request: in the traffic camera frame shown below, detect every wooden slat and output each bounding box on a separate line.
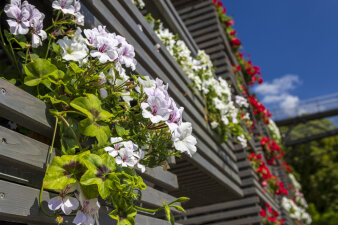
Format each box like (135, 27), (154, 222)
(0, 180), (176, 225)
(178, 205), (260, 225)
(183, 196), (259, 217)
(0, 78), (53, 137)
(208, 215), (262, 225)
(0, 125), (180, 192)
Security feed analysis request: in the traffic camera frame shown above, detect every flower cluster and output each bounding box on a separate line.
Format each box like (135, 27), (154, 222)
(213, 0), (263, 86)
(248, 95), (272, 124)
(2, 1), (195, 224)
(145, 14), (250, 147)
(260, 203), (285, 225)
(5, 0), (47, 47)
(268, 119), (282, 144)
(48, 184), (100, 225)
(260, 136), (284, 165)
(282, 197), (312, 224)
(248, 153), (287, 196)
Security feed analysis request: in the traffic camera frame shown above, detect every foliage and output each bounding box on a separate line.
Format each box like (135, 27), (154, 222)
(283, 119), (338, 223)
(144, 12), (251, 147)
(0, 0), (197, 224)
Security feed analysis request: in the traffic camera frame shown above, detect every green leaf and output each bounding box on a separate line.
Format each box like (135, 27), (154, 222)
(164, 205), (171, 224)
(170, 197), (189, 204)
(116, 125), (130, 137)
(80, 154), (116, 199)
(71, 94), (113, 121)
(69, 62), (84, 73)
(170, 205), (185, 212)
(24, 58), (64, 87)
(43, 153), (88, 190)
(79, 118), (111, 145)
(60, 117), (79, 155)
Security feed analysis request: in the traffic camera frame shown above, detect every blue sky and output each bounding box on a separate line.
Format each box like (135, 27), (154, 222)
(221, 0), (338, 111)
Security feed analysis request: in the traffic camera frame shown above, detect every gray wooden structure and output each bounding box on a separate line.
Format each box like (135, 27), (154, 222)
(0, 0), (299, 224)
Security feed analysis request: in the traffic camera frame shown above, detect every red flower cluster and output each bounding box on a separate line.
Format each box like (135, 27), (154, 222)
(282, 162), (292, 173)
(248, 153), (274, 185)
(248, 95), (272, 124)
(213, 0), (263, 86)
(248, 153), (288, 196)
(260, 203), (285, 225)
(260, 136), (285, 165)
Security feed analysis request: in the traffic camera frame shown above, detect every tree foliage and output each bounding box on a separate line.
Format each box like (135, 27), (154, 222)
(282, 119), (338, 224)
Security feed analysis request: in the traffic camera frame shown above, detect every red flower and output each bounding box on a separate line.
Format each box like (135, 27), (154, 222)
(231, 38), (241, 46)
(258, 77), (264, 84)
(260, 208), (266, 217)
(225, 19), (234, 27)
(217, 1), (223, 7)
(230, 30), (237, 36)
(222, 7), (226, 14)
(213, 0), (217, 3)
(268, 217), (277, 222)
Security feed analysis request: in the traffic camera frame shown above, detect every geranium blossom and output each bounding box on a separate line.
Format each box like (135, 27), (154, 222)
(52, 0), (75, 15)
(57, 35), (88, 62)
(73, 191), (100, 225)
(172, 122), (197, 157)
(48, 184), (79, 215)
(5, 0), (46, 47)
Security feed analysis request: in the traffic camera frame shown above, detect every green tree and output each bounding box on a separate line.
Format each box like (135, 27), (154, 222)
(281, 119), (338, 224)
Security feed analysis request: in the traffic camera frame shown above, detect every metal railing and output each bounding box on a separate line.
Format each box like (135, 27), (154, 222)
(269, 93), (338, 121)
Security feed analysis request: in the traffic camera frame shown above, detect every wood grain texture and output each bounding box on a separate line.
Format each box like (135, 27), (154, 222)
(0, 180), (176, 225)
(0, 78), (53, 137)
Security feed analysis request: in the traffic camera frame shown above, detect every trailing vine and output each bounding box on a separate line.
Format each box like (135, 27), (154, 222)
(0, 0), (197, 224)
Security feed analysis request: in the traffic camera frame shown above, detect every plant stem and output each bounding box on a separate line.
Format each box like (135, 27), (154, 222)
(58, 115), (83, 151)
(39, 117), (59, 217)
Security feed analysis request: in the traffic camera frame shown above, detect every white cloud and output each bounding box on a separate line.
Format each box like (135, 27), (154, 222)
(254, 74), (301, 115)
(254, 74), (300, 95)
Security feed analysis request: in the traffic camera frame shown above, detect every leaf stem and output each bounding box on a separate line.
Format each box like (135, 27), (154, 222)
(58, 115), (83, 151)
(39, 117), (59, 217)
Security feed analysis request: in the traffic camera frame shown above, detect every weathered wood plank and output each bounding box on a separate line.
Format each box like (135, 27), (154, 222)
(177, 205), (260, 225)
(0, 78), (53, 137)
(183, 196), (259, 216)
(0, 125), (180, 192)
(0, 180), (175, 225)
(208, 215), (262, 225)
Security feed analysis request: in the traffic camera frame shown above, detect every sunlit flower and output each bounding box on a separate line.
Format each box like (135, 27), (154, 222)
(48, 184), (79, 215)
(57, 35), (88, 62)
(172, 122), (197, 157)
(52, 0), (75, 15)
(73, 191), (100, 225)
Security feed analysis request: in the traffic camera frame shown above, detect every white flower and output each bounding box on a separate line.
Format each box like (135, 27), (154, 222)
(57, 36), (88, 62)
(73, 191), (100, 225)
(74, 0), (84, 26)
(210, 121), (219, 129)
(98, 72), (106, 85)
(52, 0), (75, 15)
(172, 122), (197, 157)
(117, 42), (137, 71)
(48, 184), (79, 215)
(5, 0), (46, 48)
(136, 76), (156, 92)
(235, 95), (249, 108)
(104, 137), (123, 157)
(115, 141), (138, 167)
(166, 99), (184, 132)
(5, 0), (30, 35)
(237, 134), (247, 148)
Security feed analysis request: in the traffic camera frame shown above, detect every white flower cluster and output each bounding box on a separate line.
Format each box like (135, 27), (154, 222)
(104, 137), (146, 173)
(282, 197), (312, 224)
(52, 0), (84, 25)
(48, 184), (100, 225)
(84, 26), (137, 70)
(154, 22), (248, 147)
(268, 118), (282, 143)
(289, 174), (309, 208)
(141, 78), (197, 157)
(5, 0), (47, 48)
